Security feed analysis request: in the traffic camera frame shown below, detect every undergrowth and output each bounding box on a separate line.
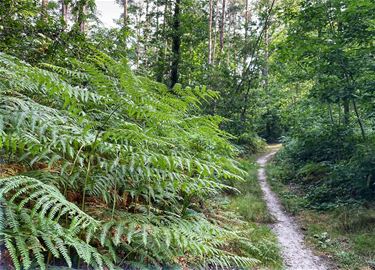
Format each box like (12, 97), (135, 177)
(221, 157), (282, 269)
(0, 51), (267, 269)
(267, 161), (375, 269)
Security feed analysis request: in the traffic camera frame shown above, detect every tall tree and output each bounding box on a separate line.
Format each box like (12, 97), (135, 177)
(244, 0), (249, 39)
(219, 0), (226, 51)
(170, 0), (181, 87)
(212, 0), (220, 63)
(61, 0), (68, 26)
(263, 0), (270, 91)
(79, 5), (86, 32)
(72, 0), (96, 33)
(123, 0), (128, 26)
(208, 0), (213, 64)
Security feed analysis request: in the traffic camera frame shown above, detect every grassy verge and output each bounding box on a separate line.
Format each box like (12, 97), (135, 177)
(216, 156), (283, 269)
(267, 162), (375, 270)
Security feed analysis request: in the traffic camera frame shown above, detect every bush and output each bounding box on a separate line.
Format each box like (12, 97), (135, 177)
(273, 128), (375, 208)
(236, 133), (266, 155)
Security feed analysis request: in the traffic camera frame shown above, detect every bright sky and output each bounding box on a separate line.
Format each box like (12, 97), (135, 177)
(96, 0), (122, 28)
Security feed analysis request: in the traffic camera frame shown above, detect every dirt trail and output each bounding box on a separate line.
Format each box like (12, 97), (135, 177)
(257, 146), (328, 270)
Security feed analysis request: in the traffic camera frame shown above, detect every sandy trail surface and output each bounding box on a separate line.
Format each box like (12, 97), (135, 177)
(257, 147), (328, 270)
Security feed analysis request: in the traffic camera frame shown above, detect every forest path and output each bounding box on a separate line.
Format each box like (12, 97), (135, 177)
(257, 146), (328, 270)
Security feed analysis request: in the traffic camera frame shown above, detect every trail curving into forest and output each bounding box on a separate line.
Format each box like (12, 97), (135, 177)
(257, 146), (328, 270)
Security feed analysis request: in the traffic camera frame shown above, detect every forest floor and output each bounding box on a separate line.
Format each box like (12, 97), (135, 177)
(224, 153), (283, 269)
(266, 154), (375, 270)
(257, 146), (330, 270)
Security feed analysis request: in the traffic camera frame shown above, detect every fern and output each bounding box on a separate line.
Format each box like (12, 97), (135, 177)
(0, 51), (260, 269)
(1, 203), (113, 270)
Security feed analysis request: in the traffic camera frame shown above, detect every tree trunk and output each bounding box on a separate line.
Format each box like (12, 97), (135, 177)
(156, 0), (169, 82)
(42, 0), (48, 8)
(212, 0), (220, 64)
(352, 99), (366, 139)
(170, 0), (181, 88)
(208, 0), (213, 65)
(155, 0), (160, 77)
(135, 10), (141, 69)
(42, 0), (48, 18)
(245, 0), (249, 39)
(242, 0), (250, 74)
(123, 0), (128, 27)
(80, 20), (85, 32)
(226, 11), (233, 64)
(61, 0), (68, 26)
(146, 0), (150, 23)
(156, 0), (160, 34)
(78, 4), (86, 33)
(328, 103), (334, 125)
(144, 0), (150, 68)
(263, 17), (269, 90)
(343, 98), (350, 125)
(219, 0), (226, 51)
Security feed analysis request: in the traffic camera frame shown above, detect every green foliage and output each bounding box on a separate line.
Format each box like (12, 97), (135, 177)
(268, 162), (375, 269)
(222, 158), (282, 269)
(239, 224), (282, 269)
(2, 0), (374, 269)
(229, 159), (272, 223)
(236, 133), (266, 155)
(272, 134), (375, 209)
(269, 0), (375, 209)
(0, 51), (262, 269)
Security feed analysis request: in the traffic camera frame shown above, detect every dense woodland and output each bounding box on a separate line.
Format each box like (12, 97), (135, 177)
(0, 0), (374, 269)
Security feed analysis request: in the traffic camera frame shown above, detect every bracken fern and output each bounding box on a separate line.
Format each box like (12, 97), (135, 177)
(0, 51), (258, 269)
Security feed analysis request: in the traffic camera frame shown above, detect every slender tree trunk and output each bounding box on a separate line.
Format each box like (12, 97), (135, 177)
(146, 0), (150, 23)
(156, 0), (160, 34)
(78, 4), (86, 33)
(163, 1), (169, 54)
(352, 99), (366, 139)
(231, 12), (236, 63)
(61, 0), (68, 26)
(245, 0), (249, 38)
(343, 98), (350, 125)
(212, 0), (220, 64)
(328, 103), (334, 125)
(135, 10), (141, 69)
(42, 0), (48, 18)
(80, 20), (85, 32)
(155, 0), (160, 77)
(240, 84), (251, 124)
(170, 0), (181, 88)
(263, 20), (271, 138)
(123, 0), (128, 26)
(144, 0), (151, 68)
(242, 0), (250, 74)
(156, 0), (169, 82)
(226, 11), (233, 64)
(263, 18), (269, 90)
(219, 0), (226, 51)
(208, 0), (213, 65)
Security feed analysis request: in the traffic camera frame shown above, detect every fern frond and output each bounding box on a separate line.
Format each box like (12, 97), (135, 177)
(0, 176), (98, 228)
(0, 51), (259, 269)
